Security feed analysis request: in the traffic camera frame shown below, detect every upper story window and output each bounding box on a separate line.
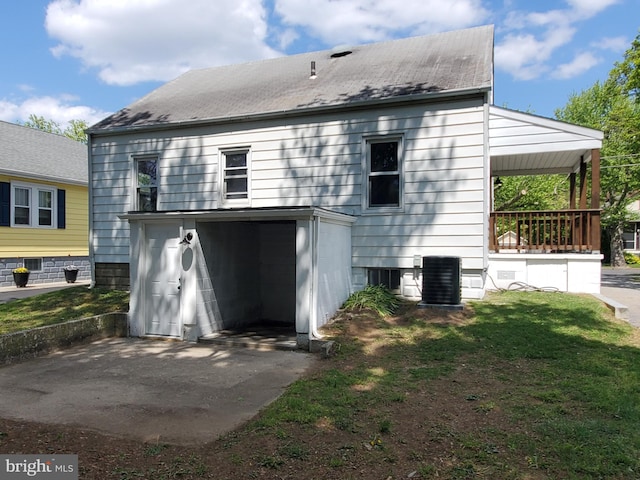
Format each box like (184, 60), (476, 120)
(365, 137), (403, 210)
(11, 183), (56, 228)
(221, 148), (250, 205)
(134, 156), (158, 212)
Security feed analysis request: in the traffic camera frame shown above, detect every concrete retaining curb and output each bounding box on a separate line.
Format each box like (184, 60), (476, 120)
(593, 294), (629, 320)
(0, 312), (128, 365)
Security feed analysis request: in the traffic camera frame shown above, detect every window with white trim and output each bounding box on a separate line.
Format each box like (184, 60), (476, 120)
(366, 138), (402, 209)
(221, 149), (250, 204)
(134, 156), (158, 212)
(11, 183), (57, 228)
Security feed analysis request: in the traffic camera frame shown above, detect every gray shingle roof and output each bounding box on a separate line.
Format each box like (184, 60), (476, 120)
(0, 121), (87, 185)
(91, 25), (494, 132)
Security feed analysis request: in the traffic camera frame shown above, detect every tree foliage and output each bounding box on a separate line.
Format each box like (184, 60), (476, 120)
(555, 32), (640, 266)
(494, 174), (569, 211)
(22, 114), (88, 144)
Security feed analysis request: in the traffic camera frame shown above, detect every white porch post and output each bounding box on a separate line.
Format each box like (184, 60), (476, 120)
(181, 219), (198, 341)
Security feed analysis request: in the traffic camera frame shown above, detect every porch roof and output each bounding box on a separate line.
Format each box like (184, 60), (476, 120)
(489, 106), (603, 176)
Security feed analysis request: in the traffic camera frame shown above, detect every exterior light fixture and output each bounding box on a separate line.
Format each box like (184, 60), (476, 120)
(179, 232), (193, 245)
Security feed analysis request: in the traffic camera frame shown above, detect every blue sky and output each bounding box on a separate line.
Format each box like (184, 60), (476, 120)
(0, 0), (638, 129)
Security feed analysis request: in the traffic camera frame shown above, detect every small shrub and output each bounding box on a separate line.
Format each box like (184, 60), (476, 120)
(378, 418), (392, 434)
(342, 284), (400, 317)
(143, 444), (168, 456)
(624, 252), (640, 265)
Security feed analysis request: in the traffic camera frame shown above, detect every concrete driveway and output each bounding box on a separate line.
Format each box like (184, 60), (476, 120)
(0, 338), (313, 445)
(600, 267), (640, 327)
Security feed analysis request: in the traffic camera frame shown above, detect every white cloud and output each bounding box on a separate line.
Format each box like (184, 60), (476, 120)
(274, 0), (489, 46)
(495, 0), (619, 80)
(552, 51), (601, 79)
(495, 27), (576, 80)
(45, 0), (280, 86)
(566, 0), (620, 17)
(275, 28), (299, 50)
(593, 35), (629, 52)
(0, 95), (110, 129)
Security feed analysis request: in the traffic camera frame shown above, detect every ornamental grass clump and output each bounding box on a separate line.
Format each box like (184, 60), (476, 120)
(342, 284), (400, 317)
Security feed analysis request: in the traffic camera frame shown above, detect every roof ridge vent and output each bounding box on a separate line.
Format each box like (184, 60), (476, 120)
(330, 45), (353, 58)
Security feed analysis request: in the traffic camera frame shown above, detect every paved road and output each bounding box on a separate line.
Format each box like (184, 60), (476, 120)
(600, 267), (640, 327)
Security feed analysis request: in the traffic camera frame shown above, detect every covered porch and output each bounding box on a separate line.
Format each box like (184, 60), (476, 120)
(487, 106), (604, 293)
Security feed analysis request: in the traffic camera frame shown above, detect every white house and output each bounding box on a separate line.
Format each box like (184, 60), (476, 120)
(88, 25), (603, 348)
(623, 200), (640, 254)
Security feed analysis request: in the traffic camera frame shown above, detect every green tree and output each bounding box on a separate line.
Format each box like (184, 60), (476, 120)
(22, 114), (88, 144)
(555, 36), (640, 266)
(494, 174), (569, 211)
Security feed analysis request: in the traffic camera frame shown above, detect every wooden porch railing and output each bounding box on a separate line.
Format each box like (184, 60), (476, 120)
(489, 209), (601, 253)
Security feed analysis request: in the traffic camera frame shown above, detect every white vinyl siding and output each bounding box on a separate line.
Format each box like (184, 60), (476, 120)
(316, 219), (353, 328)
(90, 97), (487, 269)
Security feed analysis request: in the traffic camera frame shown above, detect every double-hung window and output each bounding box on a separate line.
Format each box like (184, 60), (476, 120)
(134, 156), (158, 212)
(11, 183), (56, 228)
(366, 137), (402, 210)
(221, 149), (250, 204)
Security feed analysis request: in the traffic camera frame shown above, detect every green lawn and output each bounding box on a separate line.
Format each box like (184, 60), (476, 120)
(2, 288), (640, 479)
(0, 286), (129, 335)
(220, 291), (640, 479)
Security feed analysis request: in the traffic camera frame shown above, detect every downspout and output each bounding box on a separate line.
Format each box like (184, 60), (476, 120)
(310, 215), (323, 341)
(87, 133), (96, 289)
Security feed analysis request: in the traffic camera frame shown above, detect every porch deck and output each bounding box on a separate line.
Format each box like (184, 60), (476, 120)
(490, 209), (601, 253)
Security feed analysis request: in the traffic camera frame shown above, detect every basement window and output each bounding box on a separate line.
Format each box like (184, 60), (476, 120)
(23, 258), (43, 272)
(368, 268), (401, 292)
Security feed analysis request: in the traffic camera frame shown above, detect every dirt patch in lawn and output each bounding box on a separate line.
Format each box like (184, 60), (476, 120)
(0, 304), (550, 479)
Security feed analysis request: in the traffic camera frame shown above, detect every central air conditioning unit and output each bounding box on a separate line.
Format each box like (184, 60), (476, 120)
(419, 256), (463, 309)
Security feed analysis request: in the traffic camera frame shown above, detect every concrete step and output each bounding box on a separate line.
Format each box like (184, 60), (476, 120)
(199, 328), (298, 351)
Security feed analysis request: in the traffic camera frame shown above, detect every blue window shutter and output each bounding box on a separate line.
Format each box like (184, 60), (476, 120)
(0, 182), (9, 227)
(57, 189), (66, 229)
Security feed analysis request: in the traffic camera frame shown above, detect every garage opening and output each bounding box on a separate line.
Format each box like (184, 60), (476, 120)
(196, 220), (296, 342)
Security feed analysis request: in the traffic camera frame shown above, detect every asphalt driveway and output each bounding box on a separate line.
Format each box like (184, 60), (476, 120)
(0, 338), (313, 445)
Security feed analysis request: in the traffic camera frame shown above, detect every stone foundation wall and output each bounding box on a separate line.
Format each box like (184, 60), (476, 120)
(0, 256), (90, 287)
(0, 312), (128, 365)
(94, 262), (130, 289)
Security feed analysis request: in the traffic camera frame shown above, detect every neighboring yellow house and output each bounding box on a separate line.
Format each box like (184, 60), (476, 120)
(0, 120), (88, 287)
